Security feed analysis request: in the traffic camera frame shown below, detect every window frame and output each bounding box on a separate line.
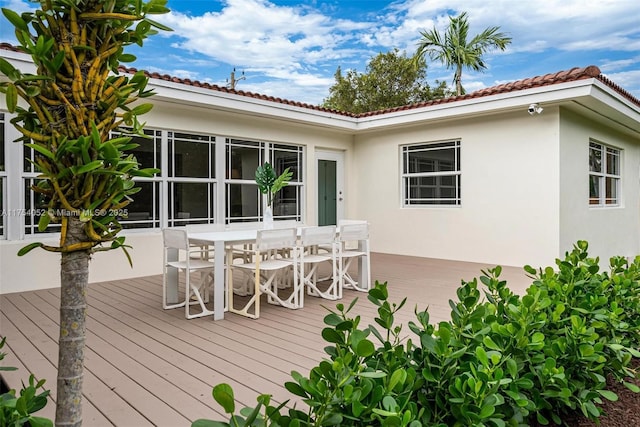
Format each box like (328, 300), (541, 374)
(401, 140), (461, 207)
(589, 140), (621, 207)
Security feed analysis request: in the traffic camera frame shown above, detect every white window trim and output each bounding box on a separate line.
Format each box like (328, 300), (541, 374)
(589, 140), (621, 208)
(401, 139), (461, 207)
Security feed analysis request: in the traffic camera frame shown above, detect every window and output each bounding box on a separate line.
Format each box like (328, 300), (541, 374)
(402, 140), (461, 206)
(589, 141), (620, 206)
(271, 144), (303, 220)
(226, 138), (264, 222)
(15, 126), (304, 234)
(23, 144), (61, 235)
(167, 132), (216, 226)
(225, 139), (304, 223)
(114, 128), (162, 229)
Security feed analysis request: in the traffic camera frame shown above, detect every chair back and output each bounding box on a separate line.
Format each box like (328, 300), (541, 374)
(273, 219), (300, 229)
(163, 228), (189, 251)
(186, 223), (225, 232)
(339, 222), (369, 242)
(226, 221), (263, 230)
(301, 225), (336, 246)
(255, 228), (297, 251)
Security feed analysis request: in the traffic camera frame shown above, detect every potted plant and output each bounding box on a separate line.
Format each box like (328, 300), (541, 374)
(255, 162), (293, 228)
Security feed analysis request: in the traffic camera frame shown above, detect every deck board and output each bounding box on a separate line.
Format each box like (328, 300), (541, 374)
(1, 252), (531, 426)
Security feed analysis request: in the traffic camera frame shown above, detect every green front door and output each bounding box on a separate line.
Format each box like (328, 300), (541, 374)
(318, 159), (337, 226)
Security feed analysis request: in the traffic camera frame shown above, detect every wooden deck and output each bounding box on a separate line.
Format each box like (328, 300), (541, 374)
(1, 253), (531, 426)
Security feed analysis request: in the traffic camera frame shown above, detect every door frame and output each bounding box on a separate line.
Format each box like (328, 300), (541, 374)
(315, 149), (345, 225)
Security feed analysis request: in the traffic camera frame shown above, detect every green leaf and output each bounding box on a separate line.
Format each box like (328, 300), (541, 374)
(476, 346), (489, 366)
(0, 56), (18, 78)
(483, 336), (500, 351)
(191, 420), (228, 427)
(479, 404), (495, 418)
(624, 382), (640, 393)
(74, 160), (104, 175)
(5, 82), (18, 112)
(2, 8), (29, 32)
(24, 143), (55, 160)
(321, 328), (343, 344)
(18, 242), (43, 256)
(119, 53), (137, 63)
(38, 211), (50, 232)
(284, 381), (307, 398)
(131, 103), (153, 115)
(597, 389), (618, 401)
(26, 416), (53, 427)
(144, 17), (173, 31)
(212, 384), (235, 414)
(355, 339), (375, 357)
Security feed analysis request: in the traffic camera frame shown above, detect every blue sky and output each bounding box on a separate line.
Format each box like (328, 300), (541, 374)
(1, 0), (639, 105)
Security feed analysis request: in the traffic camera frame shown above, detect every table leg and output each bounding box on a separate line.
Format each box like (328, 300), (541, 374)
(358, 240), (371, 291)
(213, 240), (225, 320)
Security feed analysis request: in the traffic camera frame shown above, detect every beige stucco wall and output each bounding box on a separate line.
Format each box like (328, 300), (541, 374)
(559, 108), (640, 262)
(0, 100), (354, 293)
(352, 109), (562, 268)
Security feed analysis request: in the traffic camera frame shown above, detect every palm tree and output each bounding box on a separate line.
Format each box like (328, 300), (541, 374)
(414, 12), (511, 96)
(0, 1), (170, 425)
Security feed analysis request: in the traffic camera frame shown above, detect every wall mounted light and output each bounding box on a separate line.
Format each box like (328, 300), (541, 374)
(528, 103), (543, 115)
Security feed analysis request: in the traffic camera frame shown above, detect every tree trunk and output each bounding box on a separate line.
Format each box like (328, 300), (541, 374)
(55, 216), (91, 427)
(455, 66), (463, 96)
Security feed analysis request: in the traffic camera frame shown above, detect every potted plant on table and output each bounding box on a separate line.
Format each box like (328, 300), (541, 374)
(255, 162), (293, 228)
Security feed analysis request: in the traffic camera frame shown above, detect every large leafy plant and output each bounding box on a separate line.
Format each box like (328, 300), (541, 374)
(194, 241), (640, 427)
(0, 337), (51, 427)
(0, 1), (170, 424)
(255, 162), (293, 208)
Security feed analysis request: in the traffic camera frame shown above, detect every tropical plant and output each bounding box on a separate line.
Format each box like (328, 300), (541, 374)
(1, 337), (52, 427)
(413, 11), (512, 96)
(0, 1), (170, 425)
(322, 48), (452, 113)
(255, 162), (292, 208)
(194, 242), (640, 426)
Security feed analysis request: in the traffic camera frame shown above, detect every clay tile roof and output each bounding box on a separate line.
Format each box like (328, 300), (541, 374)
(1, 43), (638, 115)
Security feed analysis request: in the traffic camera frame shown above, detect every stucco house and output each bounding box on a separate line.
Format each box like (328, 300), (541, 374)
(1, 43), (639, 294)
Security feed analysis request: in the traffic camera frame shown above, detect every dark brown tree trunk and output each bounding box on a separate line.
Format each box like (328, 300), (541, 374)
(55, 216), (91, 427)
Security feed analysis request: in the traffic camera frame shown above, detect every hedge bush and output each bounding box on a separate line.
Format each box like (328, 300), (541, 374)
(193, 241), (640, 427)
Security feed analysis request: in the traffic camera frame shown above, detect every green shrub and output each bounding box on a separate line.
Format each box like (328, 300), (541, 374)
(0, 336), (52, 427)
(193, 241), (640, 427)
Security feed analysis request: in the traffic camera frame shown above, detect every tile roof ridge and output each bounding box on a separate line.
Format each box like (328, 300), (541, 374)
(1, 43), (638, 113)
(353, 65), (639, 117)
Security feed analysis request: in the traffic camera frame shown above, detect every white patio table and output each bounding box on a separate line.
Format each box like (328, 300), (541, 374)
(184, 228), (258, 320)
(166, 225), (370, 321)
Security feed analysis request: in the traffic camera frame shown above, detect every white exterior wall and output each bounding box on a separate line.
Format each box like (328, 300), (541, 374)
(0, 98), (353, 294)
(559, 108), (640, 262)
(353, 110), (562, 268)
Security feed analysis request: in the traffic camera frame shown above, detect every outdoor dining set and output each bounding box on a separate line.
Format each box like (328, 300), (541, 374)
(161, 220), (371, 320)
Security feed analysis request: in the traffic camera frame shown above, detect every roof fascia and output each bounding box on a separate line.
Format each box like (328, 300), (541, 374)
(147, 75), (360, 132)
(354, 79), (608, 131)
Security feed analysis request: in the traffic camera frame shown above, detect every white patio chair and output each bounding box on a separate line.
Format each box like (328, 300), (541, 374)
(162, 228), (222, 319)
(299, 225), (340, 301)
(337, 222), (371, 292)
(229, 227), (300, 319)
(186, 223), (225, 260)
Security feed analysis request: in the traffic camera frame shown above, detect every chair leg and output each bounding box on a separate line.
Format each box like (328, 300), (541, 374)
(185, 270), (216, 319)
(302, 261), (339, 300)
(163, 266), (186, 310)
